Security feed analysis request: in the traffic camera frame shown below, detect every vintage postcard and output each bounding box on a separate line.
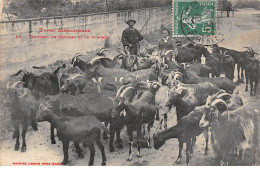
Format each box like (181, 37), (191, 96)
(0, 0), (259, 166)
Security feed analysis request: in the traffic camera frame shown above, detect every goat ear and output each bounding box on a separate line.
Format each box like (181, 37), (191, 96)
(180, 89), (187, 97)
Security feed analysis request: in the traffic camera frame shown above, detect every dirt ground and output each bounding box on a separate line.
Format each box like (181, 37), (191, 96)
(0, 8), (260, 166)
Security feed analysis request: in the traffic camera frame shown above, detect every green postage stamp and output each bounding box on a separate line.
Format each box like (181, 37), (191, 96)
(173, 0), (216, 37)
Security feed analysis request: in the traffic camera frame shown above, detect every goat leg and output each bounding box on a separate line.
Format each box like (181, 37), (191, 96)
(186, 139), (192, 166)
(250, 80), (254, 96)
(126, 128), (133, 161)
(116, 129), (123, 149)
(13, 120), (20, 151)
(95, 134), (106, 166)
(241, 69), (244, 80)
(245, 74), (249, 92)
(30, 111), (38, 131)
(147, 123), (151, 148)
(137, 128), (142, 158)
(175, 141), (183, 164)
(204, 129), (209, 155)
(74, 142), (84, 158)
(61, 140), (69, 165)
(254, 81), (258, 96)
(50, 124), (56, 144)
(103, 122), (109, 140)
(21, 122), (28, 152)
(163, 113), (168, 129)
(190, 136), (196, 155)
(109, 127), (116, 152)
(88, 141), (95, 166)
(238, 149), (244, 161)
(237, 65), (241, 80)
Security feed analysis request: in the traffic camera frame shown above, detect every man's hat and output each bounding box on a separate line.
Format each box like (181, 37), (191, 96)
(126, 19), (136, 24)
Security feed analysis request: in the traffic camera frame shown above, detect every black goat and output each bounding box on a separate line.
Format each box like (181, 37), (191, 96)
(42, 92), (113, 145)
(186, 43), (208, 63)
(109, 80), (150, 152)
(166, 82), (220, 121)
(154, 106), (205, 165)
(212, 45), (258, 80)
(111, 82), (160, 161)
(179, 65), (236, 94)
(36, 105), (108, 166)
(165, 82), (221, 159)
(245, 59), (259, 96)
(12, 65), (65, 99)
(203, 50), (235, 80)
(5, 81), (38, 152)
(175, 46), (199, 63)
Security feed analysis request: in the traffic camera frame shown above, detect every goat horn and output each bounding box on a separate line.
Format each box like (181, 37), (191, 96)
(108, 96), (115, 101)
(223, 51), (227, 55)
(19, 88), (28, 98)
(116, 85), (125, 97)
(174, 72), (183, 77)
(6, 82), (10, 89)
(99, 48), (109, 54)
(74, 53), (81, 58)
(126, 74), (135, 79)
(89, 56), (107, 65)
(216, 93), (232, 99)
(165, 50), (174, 56)
(173, 74), (181, 81)
(244, 47), (252, 51)
(210, 99), (228, 108)
(205, 96), (213, 106)
(150, 56), (162, 63)
(11, 81), (24, 89)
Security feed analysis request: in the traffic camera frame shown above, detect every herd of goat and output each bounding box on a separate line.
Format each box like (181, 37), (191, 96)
(4, 43), (260, 166)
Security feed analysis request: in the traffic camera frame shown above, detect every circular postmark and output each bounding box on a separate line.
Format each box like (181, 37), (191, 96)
(178, 1), (232, 46)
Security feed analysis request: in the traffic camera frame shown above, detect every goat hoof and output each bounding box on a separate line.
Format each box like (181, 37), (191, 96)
(117, 143), (123, 149)
(88, 162), (94, 166)
(14, 145), (19, 151)
(204, 152), (208, 156)
(61, 160), (68, 165)
(126, 157), (132, 162)
(51, 140), (56, 144)
(137, 155), (142, 158)
(101, 162), (106, 166)
(21, 147), (26, 152)
(109, 147), (115, 152)
(175, 157), (182, 164)
(78, 153), (84, 158)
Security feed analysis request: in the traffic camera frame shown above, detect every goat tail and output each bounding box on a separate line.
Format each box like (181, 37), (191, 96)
(99, 123), (109, 134)
(11, 69), (23, 77)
